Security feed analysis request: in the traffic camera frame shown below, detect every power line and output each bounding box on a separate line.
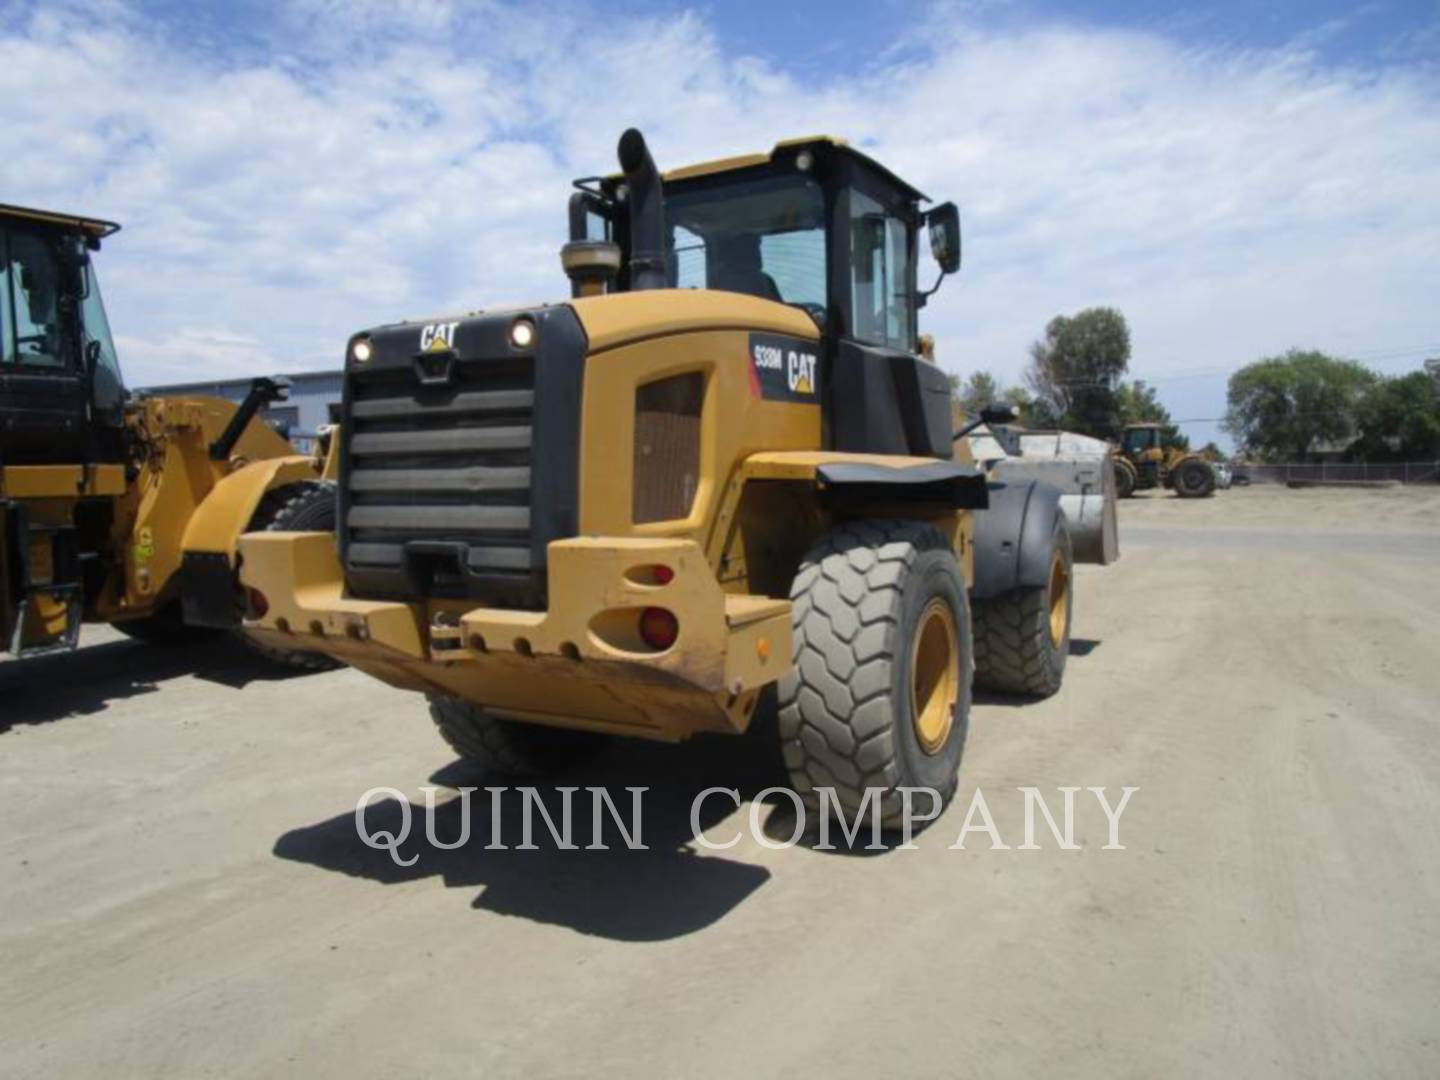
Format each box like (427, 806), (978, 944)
(1038, 346), (1440, 388)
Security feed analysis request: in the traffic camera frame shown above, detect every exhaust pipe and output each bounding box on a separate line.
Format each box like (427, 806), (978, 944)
(617, 128), (667, 291)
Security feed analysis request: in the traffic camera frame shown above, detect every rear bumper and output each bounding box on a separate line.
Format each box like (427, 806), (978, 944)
(238, 531), (792, 740)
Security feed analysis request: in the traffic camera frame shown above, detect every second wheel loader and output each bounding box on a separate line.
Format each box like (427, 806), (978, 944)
(1112, 421), (1217, 498)
(0, 203), (336, 670)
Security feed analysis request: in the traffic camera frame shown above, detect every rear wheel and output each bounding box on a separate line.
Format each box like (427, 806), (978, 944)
(1173, 459), (1216, 498)
(777, 520), (972, 829)
(972, 513), (1072, 697)
(428, 695), (606, 777)
(239, 482), (342, 671)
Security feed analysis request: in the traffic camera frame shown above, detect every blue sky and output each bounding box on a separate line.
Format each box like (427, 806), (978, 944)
(3, 0), (1438, 450)
(690, 0), (1440, 73)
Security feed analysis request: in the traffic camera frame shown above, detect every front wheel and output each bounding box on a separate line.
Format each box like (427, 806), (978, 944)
(1113, 457), (1137, 499)
(238, 482), (342, 671)
(972, 512), (1072, 697)
(114, 600), (222, 645)
(777, 520), (972, 829)
(429, 696), (606, 777)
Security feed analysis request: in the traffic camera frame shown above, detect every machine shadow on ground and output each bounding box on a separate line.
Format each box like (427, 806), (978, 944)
(276, 641), (1114, 901)
(273, 727), (789, 942)
(0, 636), (319, 733)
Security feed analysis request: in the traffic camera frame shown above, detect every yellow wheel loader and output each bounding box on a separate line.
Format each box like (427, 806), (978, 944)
(0, 203), (336, 668)
(1112, 422), (1216, 498)
(240, 130), (1081, 825)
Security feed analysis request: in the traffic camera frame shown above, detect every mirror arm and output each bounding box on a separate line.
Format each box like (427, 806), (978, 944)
(914, 269), (948, 308)
(953, 415), (985, 442)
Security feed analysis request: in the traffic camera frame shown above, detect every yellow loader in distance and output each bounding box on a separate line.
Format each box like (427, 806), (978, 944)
(1112, 421), (1218, 498)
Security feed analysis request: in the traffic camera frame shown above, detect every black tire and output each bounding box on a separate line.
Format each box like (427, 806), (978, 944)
(777, 520), (972, 829)
(239, 482), (342, 672)
(113, 600), (221, 645)
(1173, 459), (1216, 498)
(428, 695), (606, 777)
(972, 513), (1072, 697)
(1113, 458), (1137, 499)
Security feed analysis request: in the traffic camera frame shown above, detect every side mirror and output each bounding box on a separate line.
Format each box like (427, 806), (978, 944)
(926, 202), (962, 275)
(953, 401), (1018, 443)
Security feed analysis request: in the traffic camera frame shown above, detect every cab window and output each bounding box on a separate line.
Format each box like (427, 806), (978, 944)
(1123, 428), (1155, 454)
(80, 258), (125, 415)
(4, 230), (66, 368)
(848, 190), (914, 352)
(0, 233), (11, 365)
(665, 174), (826, 307)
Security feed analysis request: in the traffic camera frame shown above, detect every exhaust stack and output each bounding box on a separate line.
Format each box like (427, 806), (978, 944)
(617, 128), (667, 291)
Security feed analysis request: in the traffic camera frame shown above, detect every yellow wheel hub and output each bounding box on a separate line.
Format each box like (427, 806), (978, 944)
(1047, 548), (1070, 648)
(911, 598), (959, 756)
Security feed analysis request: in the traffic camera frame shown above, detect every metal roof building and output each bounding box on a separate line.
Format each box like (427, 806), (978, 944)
(138, 369), (342, 452)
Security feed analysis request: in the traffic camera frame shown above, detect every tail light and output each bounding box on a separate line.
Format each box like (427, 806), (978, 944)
(245, 588), (269, 620)
(639, 607), (678, 651)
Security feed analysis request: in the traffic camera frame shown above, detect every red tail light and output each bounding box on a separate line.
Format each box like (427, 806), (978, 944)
(639, 607), (678, 650)
(245, 588), (269, 620)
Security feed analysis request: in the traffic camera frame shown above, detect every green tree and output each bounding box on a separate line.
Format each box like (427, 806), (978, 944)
(1197, 441), (1228, 461)
(1222, 349), (1377, 461)
(1001, 384), (1034, 423)
(1115, 379), (1188, 450)
(1025, 307), (1131, 438)
(950, 371), (1036, 424)
(1351, 370), (1440, 460)
(955, 370), (1000, 416)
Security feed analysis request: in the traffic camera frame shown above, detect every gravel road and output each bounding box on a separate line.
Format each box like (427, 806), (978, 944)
(2, 486), (1437, 1077)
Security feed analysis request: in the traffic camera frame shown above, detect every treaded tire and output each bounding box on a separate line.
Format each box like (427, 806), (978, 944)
(777, 519), (972, 829)
(1173, 459), (1216, 498)
(239, 481), (342, 672)
(114, 600), (221, 645)
(1113, 458), (1137, 499)
(428, 695), (606, 777)
(972, 513), (1072, 697)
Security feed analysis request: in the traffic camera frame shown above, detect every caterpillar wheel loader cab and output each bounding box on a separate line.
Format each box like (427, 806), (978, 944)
(239, 129), (1076, 826)
(1112, 421), (1216, 499)
(0, 203), (336, 666)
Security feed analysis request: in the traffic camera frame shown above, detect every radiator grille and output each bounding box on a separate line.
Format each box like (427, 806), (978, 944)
(343, 355), (538, 598)
(632, 372), (703, 524)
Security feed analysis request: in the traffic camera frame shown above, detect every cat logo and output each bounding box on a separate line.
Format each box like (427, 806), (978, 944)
(788, 353), (816, 394)
(419, 321), (459, 353)
(747, 332), (820, 404)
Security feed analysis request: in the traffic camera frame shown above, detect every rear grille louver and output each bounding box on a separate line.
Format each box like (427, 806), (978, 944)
(338, 308), (587, 609)
(344, 357), (538, 593)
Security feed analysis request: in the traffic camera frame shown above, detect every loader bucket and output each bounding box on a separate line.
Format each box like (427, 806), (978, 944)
(968, 427), (1120, 565)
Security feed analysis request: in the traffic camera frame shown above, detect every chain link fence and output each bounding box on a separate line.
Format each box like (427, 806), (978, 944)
(1236, 462), (1440, 485)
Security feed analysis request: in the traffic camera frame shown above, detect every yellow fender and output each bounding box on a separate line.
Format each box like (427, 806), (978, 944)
(181, 455), (321, 564)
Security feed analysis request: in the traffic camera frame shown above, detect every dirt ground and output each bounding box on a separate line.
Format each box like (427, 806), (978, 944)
(2, 486), (1438, 1078)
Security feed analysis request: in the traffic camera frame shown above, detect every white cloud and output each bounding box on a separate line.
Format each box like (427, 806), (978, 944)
(3, 1), (1437, 447)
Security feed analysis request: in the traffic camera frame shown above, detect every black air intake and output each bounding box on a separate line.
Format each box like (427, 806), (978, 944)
(617, 128), (666, 291)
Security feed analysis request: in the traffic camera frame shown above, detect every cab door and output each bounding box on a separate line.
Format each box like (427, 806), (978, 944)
(0, 225), (89, 465)
(828, 183), (951, 457)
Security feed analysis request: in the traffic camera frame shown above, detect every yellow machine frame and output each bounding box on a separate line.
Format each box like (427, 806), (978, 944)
(242, 292), (974, 739)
